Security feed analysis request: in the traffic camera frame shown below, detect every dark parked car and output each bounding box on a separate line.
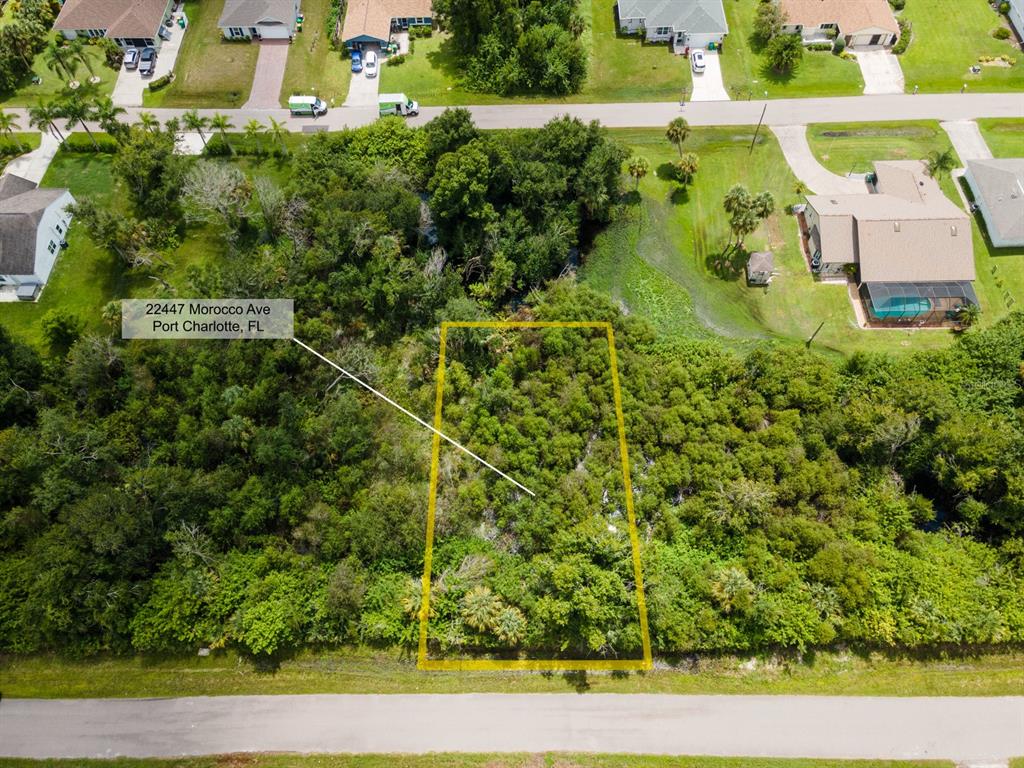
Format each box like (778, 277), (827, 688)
(123, 48), (140, 70)
(139, 46), (157, 76)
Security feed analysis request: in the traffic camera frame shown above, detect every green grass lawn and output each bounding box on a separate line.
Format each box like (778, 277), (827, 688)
(804, 120), (1024, 331)
(0, 37), (116, 108)
(379, 0), (692, 105)
(582, 127), (956, 356)
(719, 0), (864, 100)
(975, 118), (1024, 158)
(897, 0), (1024, 93)
(279, 0), (351, 107)
(3, 647), (1022, 698)
(0, 132), (42, 173)
(0, 757), (956, 768)
(144, 0), (258, 108)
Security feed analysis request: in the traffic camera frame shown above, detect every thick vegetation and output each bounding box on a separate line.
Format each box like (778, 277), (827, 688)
(1, 111), (1022, 663)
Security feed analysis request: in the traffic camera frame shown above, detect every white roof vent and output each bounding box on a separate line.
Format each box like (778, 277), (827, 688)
(951, 225), (958, 236)
(894, 221), (901, 232)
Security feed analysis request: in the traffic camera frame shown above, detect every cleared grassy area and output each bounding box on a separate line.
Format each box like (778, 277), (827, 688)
(719, 0), (863, 100)
(582, 127), (954, 356)
(3, 647), (1023, 698)
(804, 120), (1024, 331)
(898, 0), (1024, 93)
(975, 118), (1024, 158)
(279, 0), (350, 107)
(0, 132), (42, 173)
(0, 757), (955, 768)
(0, 37), (116, 108)
(144, 0), (258, 108)
(379, 0), (691, 105)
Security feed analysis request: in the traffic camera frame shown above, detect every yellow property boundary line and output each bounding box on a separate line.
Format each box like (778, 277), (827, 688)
(417, 321), (653, 672)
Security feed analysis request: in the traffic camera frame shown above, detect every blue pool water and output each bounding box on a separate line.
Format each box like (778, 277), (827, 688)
(871, 297), (932, 318)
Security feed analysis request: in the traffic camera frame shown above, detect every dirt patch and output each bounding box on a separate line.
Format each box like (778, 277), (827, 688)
(214, 755), (259, 768)
(820, 127), (933, 138)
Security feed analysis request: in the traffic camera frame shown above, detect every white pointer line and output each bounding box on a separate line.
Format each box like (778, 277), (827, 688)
(292, 337), (536, 497)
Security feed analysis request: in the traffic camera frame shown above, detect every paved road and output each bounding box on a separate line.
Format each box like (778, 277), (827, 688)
(4, 92), (1023, 133)
(771, 124), (868, 195)
(1, 694), (1022, 761)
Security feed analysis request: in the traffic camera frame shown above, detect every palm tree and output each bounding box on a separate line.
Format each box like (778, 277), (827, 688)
(627, 156), (649, 190)
(136, 111), (159, 132)
(266, 117), (288, 156)
(492, 605), (526, 646)
(956, 302), (980, 328)
(460, 586), (499, 632)
(210, 113), (235, 154)
(665, 117), (691, 159)
(28, 100), (66, 143)
(925, 147), (957, 180)
(244, 119), (265, 154)
(676, 151), (700, 186)
(183, 109), (209, 148)
(93, 96), (127, 139)
(67, 38), (98, 83)
(0, 109), (22, 151)
(58, 95), (99, 150)
(44, 41), (78, 86)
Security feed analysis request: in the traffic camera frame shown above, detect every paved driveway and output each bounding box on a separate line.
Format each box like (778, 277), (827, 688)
(244, 40), (291, 109)
(112, 5), (187, 107)
(941, 119), (994, 161)
(2, 132), (61, 183)
(344, 46), (381, 107)
(690, 50), (729, 101)
(771, 124), (868, 195)
(855, 50), (905, 95)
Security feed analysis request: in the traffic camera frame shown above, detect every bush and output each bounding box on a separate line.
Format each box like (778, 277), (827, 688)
(388, 53), (407, 66)
(999, 1), (1011, 13)
(148, 72), (174, 91)
(409, 24), (433, 39)
(893, 18), (912, 55)
(63, 133), (119, 153)
(807, 42), (833, 51)
(832, 36), (846, 54)
(889, 0), (906, 9)
(993, 27), (1011, 40)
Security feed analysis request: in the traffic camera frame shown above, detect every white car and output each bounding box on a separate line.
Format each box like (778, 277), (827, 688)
(364, 50), (378, 78)
(691, 49), (706, 73)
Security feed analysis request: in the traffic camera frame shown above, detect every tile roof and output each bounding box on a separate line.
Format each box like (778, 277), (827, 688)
(806, 160), (974, 283)
(616, 0), (728, 34)
(54, 0), (170, 38)
(780, 0), (899, 35)
(0, 176), (68, 276)
(966, 158), (1024, 245)
(219, 0), (297, 28)
(341, 0), (432, 43)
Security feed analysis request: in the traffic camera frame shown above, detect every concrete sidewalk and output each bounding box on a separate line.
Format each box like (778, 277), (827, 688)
(771, 124), (868, 195)
(2, 693), (1022, 762)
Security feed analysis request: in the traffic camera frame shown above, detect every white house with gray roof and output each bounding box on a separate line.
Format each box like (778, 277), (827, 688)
(0, 175), (75, 301)
(219, 0), (300, 40)
(965, 158), (1024, 248)
(616, 0), (728, 52)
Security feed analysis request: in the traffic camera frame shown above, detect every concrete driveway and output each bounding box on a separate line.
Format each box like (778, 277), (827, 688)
(690, 50), (729, 101)
(244, 40), (291, 109)
(112, 6), (187, 107)
(344, 46), (382, 107)
(2, 132), (61, 183)
(855, 49), (905, 95)
(941, 119), (994, 161)
(772, 124), (868, 195)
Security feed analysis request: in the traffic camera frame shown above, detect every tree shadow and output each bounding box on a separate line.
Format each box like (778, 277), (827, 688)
(705, 245), (749, 282)
(562, 670), (591, 692)
(425, 35), (470, 86)
(670, 185), (691, 205)
(621, 189), (642, 205)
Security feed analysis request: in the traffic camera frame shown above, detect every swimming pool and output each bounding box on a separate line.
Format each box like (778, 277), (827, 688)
(870, 297), (932, 318)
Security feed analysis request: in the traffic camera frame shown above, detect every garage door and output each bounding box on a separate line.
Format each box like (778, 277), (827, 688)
(257, 24), (291, 39)
(684, 32), (723, 49)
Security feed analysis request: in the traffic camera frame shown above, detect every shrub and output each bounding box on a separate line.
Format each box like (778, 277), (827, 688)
(999, 1), (1011, 13)
(388, 53), (407, 66)
(893, 18), (912, 55)
(807, 42), (833, 51)
(889, 0), (906, 9)
(993, 27), (1011, 40)
(409, 24), (433, 39)
(148, 72), (174, 91)
(63, 133), (119, 153)
(832, 36), (846, 54)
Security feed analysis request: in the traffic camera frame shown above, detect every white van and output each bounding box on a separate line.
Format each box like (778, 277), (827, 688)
(288, 95), (328, 116)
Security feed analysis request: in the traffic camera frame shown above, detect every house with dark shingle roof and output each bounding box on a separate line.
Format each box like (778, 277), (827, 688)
(54, 0), (174, 49)
(0, 175), (75, 299)
(965, 158), (1024, 248)
(616, 0), (728, 53)
(219, 0), (300, 40)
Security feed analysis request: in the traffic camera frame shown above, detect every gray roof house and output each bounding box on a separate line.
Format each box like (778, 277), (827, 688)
(616, 0), (728, 51)
(964, 158), (1024, 248)
(219, 0), (300, 40)
(0, 174), (75, 299)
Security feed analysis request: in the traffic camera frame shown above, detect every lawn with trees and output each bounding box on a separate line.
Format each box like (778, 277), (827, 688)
(278, 0), (350, 108)
(1, 111), (1023, 677)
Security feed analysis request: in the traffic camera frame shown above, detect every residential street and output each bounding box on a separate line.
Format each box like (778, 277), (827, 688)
(5, 91), (1024, 134)
(1, 693), (1022, 762)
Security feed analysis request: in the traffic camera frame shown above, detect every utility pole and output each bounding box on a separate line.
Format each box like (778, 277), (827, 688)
(749, 103), (768, 154)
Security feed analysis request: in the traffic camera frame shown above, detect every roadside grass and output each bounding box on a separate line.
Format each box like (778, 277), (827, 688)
(0, 143), (292, 348)
(379, 0), (691, 105)
(279, 0), (351, 107)
(582, 127), (954, 356)
(3, 647), (1023, 698)
(804, 121), (1024, 332)
(975, 118), (1024, 158)
(897, 0), (1024, 93)
(144, 0), (258, 108)
(719, 0), (864, 100)
(0, 37), (116, 108)
(0, 132), (42, 173)
(0, 757), (956, 768)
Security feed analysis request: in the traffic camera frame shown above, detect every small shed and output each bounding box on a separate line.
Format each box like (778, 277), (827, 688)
(746, 251), (774, 286)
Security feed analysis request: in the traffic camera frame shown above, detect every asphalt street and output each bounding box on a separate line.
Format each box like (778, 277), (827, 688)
(1, 693), (1022, 761)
